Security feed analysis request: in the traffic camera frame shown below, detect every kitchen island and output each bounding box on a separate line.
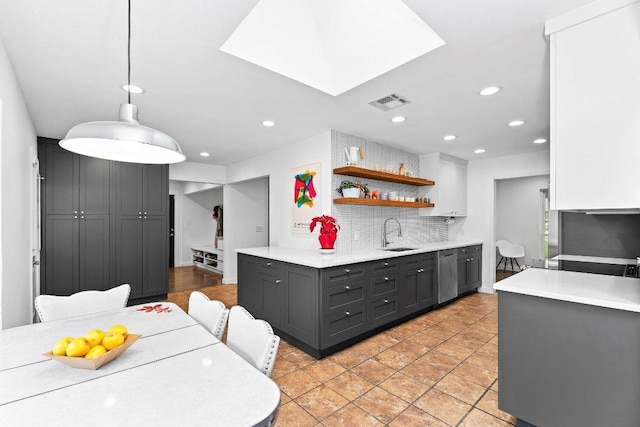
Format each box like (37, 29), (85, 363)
(237, 241), (482, 358)
(494, 268), (640, 427)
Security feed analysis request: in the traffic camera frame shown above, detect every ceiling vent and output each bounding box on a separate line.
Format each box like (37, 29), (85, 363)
(369, 93), (412, 111)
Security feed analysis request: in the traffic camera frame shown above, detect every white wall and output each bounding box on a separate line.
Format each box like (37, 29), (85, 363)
(496, 175), (550, 269)
(455, 150), (550, 293)
(169, 181), (222, 267)
(224, 131), (332, 282)
(0, 36), (37, 328)
(169, 161), (226, 184)
(224, 178), (269, 283)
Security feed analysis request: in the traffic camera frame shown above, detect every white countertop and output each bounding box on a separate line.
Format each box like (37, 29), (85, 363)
(236, 240), (483, 268)
(553, 254), (637, 265)
(493, 268), (640, 313)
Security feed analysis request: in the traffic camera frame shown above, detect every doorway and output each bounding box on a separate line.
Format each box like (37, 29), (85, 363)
(169, 195), (175, 268)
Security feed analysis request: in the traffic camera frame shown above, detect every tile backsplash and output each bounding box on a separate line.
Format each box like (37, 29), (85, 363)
(331, 130), (448, 252)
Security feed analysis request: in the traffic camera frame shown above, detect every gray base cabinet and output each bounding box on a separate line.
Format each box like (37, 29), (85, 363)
(238, 251), (446, 357)
(457, 245), (482, 295)
(498, 291), (640, 427)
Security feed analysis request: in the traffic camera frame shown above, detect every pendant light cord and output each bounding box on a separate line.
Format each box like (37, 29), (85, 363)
(127, 0), (131, 105)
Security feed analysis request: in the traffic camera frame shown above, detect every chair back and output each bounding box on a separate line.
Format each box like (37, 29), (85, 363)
(35, 284), (131, 322)
(496, 239), (525, 258)
(226, 306), (280, 377)
(188, 291), (229, 340)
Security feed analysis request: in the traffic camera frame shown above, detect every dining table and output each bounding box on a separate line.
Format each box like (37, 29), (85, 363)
(0, 302), (280, 426)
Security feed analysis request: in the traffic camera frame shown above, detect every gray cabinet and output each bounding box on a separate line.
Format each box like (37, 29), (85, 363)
(401, 252), (438, 314)
(39, 138), (169, 301)
(40, 143), (112, 295)
(238, 255), (319, 346)
(368, 259), (400, 327)
(321, 264), (367, 347)
(114, 162), (169, 301)
(457, 245), (482, 295)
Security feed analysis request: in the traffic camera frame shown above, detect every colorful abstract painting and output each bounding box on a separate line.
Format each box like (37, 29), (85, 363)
(291, 162), (321, 233)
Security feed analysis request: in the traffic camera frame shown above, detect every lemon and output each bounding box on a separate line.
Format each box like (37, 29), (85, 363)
(85, 345), (107, 359)
(109, 324), (128, 338)
(102, 332), (125, 350)
(84, 329), (105, 347)
(66, 337), (90, 357)
(52, 337), (74, 356)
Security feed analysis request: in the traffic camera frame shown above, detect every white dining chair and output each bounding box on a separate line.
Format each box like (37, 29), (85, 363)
(226, 305), (280, 377)
(34, 284), (131, 322)
(496, 239), (525, 271)
(188, 291), (229, 340)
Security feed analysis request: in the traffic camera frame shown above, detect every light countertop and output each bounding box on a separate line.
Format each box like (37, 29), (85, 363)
(493, 268), (640, 313)
(553, 254), (637, 265)
(236, 240), (483, 269)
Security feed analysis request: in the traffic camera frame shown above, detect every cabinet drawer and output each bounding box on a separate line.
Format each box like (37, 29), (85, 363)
(323, 301), (366, 348)
(368, 258), (400, 275)
(369, 295), (400, 327)
(457, 245), (481, 258)
(369, 274), (399, 299)
(322, 263), (367, 288)
(324, 279), (365, 312)
(259, 259), (284, 277)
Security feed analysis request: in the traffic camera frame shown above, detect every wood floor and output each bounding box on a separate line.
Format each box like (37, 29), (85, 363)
(166, 266), (516, 426)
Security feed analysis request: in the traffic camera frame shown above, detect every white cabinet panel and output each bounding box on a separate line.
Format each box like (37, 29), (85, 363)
(550, 1), (640, 210)
(418, 153), (467, 217)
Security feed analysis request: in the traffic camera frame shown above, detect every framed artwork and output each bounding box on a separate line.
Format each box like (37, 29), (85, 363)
(291, 162), (321, 233)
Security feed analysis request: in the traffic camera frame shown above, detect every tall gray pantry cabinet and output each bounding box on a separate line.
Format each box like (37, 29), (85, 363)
(38, 139), (169, 303)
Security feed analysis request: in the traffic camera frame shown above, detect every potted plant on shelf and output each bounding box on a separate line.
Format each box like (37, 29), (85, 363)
(336, 180), (369, 198)
(310, 215), (340, 253)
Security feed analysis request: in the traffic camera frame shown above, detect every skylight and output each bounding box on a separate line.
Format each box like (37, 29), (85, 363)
(220, 0), (445, 96)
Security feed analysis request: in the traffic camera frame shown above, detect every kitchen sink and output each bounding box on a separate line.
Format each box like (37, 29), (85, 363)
(382, 247), (416, 252)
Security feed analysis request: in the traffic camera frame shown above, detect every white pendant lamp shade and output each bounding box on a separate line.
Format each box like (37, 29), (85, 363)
(60, 104), (185, 164)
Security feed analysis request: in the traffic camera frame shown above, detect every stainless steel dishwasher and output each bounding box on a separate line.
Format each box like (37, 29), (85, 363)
(438, 249), (458, 304)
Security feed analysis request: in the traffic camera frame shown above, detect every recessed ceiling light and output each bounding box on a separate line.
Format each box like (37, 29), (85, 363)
(262, 120), (276, 127)
(508, 120), (525, 127)
(474, 148), (486, 154)
(391, 116), (406, 123)
(533, 138), (547, 144)
(200, 152), (210, 157)
(479, 86), (502, 96)
(120, 84), (145, 94)
(443, 135), (456, 141)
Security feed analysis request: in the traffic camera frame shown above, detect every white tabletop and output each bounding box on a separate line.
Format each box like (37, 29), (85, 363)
(0, 303), (280, 426)
(493, 268), (640, 312)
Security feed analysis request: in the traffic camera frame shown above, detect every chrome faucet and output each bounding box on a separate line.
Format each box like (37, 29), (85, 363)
(383, 218), (402, 247)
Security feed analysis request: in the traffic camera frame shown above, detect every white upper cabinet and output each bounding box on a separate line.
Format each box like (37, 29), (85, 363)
(548, 0), (640, 210)
(418, 153), (467, 217)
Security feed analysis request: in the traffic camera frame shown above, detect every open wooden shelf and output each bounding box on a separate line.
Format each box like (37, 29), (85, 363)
(333, 198), (435, 208)
(333, 166), (434, 186)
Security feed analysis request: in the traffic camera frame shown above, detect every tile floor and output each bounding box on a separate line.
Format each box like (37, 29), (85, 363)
(166, 267), (516, 426)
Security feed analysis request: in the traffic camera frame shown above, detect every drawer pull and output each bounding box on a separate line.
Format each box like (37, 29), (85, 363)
(345, 269), (350, 273)
(384, 262), (389, 266)
(345, 311), (350, 316)
(384, 299), (389, 304)
(470, 258), (474, 261)
(384, 277), (389, 281)
(275, 280), (281, 284)
(345, 285), (350, 290)
(266, 262), (271, 267)
(417, 268), (423, 273)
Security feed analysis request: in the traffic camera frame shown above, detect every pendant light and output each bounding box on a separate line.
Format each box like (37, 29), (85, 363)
(60, 0), (185, 164)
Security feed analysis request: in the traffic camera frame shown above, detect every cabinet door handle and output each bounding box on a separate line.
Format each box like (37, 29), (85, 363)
(345, 285), (350, 290)
(417, 269), (423, 273)
(384, 262), (389, 266)
(144, 216), (147, 219)
(266, 262), (271, 267)
(384, 277), (389, 281)
(138, 211), (142, 215)
(74, 215), (78, 219)
(470, 258), (474, 261)
(80, 215), (84, 219)
(275, 280), (281, 284)
(384, 299), (389, 304)
(80, 211), (84, 214)
(74, 210), (78, 214)
(144, 211), (147, 215)
(345, 311), (350, 316)
(345, 269), (350, 273)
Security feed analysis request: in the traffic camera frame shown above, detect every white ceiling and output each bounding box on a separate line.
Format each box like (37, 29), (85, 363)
(0, 0), (595, 166)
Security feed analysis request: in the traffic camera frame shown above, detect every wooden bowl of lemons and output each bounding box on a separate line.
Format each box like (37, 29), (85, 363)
(43, 325), (140, 370)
